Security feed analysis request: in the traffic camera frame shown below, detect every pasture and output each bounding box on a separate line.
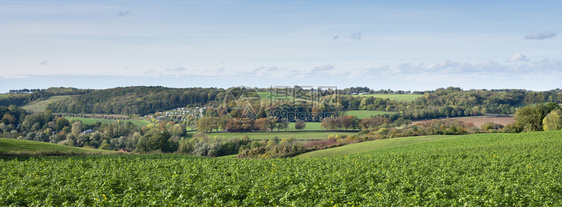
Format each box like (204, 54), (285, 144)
(0, 138), (119, 156)
(1, 130), (561, 205)
(345, 110), (396, 119)
(22, 95), (70, 113)
(353, 93), (422, 102)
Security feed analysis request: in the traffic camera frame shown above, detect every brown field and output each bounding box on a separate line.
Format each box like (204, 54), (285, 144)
(413, 116), (515, 127)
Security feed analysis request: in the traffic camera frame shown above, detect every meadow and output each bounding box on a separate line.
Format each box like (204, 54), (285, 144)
(64, 117), (150, 127)
(353, 93), (422, 102)
(345, 110), (396, 119)
(1, 130), (561, 205)
(199, 121), (357, 140)
(22, 95), (70, 113)
(0, 138), (119, 156)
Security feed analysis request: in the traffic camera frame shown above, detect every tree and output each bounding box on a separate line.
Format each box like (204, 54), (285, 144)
(338, 115), (354, 131)
(266, 116), (278, 132)
(543, 110), (562, 131)
(55, 117), (70, 131)
(71, 121), (83, 135)
(321, 116), (338, 131)
(278, 118), (289, 132)
(197, 117), (219, 133)
(295, 119), (306, 131)
(254, 118), (268, 131)
(515, 106), (543, 132)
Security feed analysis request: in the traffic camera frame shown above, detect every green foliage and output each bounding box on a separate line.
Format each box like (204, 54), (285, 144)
(515, 103), (561, 132)
(543, 110), (562, 131)
(47, 86), (224, 115)
(1, 131), (562, 205)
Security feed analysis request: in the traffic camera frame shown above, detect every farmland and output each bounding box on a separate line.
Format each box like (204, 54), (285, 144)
(22, 95), (70, 113)
(1, 130), (561, 205)
(298, 135), (454, 158)
(345, 110), (396, 119)
(413, 115), (516, 128)
(207, 131), (356, 140)
(353, 93), (422, 102)
(0, 138), (119, 156)
(197, 121), (358, 140)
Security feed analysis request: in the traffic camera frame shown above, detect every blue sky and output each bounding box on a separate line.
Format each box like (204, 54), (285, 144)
(1, 0), (561, 92)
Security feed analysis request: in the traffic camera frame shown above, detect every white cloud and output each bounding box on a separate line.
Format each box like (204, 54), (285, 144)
(165, 67), (186, 72)
(524, 31), (556, 40)
(359, 59), (562, 80)
(350, 33), (362, 41)
(506, 53), (528, 62)
(38, 61), (49, 65)
(118, 11), (130, 17)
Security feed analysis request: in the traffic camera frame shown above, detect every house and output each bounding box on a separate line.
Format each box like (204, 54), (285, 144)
(81, 129), (95, 135)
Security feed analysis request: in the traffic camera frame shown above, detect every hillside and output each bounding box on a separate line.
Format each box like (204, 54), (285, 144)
(1, 130), (561, 205)
(46, 86), (224, 115)
(22, 95), (70, 113)
(0, 138), (121, 156)
(298, 135), (455, 158)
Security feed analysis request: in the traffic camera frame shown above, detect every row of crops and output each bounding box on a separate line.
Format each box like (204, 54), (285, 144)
(1, 131), (561, 206)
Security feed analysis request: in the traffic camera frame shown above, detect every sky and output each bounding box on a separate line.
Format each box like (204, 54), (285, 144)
(1, 0), (561, 93)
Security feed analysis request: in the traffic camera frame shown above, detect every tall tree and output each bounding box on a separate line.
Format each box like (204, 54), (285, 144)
(295, 119), (306, 131)
(543, 110), (562, 131)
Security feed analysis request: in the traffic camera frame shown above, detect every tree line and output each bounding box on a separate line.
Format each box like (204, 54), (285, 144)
(47, 86), (225, 115)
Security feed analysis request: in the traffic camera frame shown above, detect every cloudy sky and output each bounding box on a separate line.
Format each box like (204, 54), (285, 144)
(1, 0), (561, 92)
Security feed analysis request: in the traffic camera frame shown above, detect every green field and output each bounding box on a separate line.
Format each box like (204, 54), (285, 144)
(1, 131), (561, 205)
(353, 94), (422, 102)
(298, 135), (454, 158)
(22, 95), (70, 113)
(0, 138), (119, 156)
(64, 117), (150, 127)
(345, 110), (396, 119)
(201, 121), (356, 140)
(208, 131), (355, 140)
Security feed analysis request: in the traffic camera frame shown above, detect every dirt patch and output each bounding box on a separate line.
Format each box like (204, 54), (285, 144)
(413, 116), (515, 128)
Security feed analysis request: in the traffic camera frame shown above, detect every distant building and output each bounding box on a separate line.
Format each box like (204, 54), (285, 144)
(81, 129), (95, 135)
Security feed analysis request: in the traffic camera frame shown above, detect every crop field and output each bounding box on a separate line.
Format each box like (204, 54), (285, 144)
(207, 131), (356, 140)
(298, 135), (454, 158)
(413, 116), (516, 128)
(0, 138), (119, 156)
(353, 94), (422, 102)
(64, 117), (150, 127)
(22, 95), (70, 113)
(345, 110), (396, 119)
(1, 130), (561, 205)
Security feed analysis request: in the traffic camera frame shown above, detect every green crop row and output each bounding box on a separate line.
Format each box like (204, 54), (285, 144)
(1, 130), (561, 206)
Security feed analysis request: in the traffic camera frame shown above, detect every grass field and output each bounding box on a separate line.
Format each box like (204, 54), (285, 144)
(22, 95), (70, 113)
(413, 115), (515, 127)
(345, 110), (396, 119)
(298, 135), (454, 158)
(2, 131), (561, 205)
(64, 117), (150, 127)
(207, 131), (356, 140)
(0, 138), (120, 156)
(353, 93), (422, 102)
